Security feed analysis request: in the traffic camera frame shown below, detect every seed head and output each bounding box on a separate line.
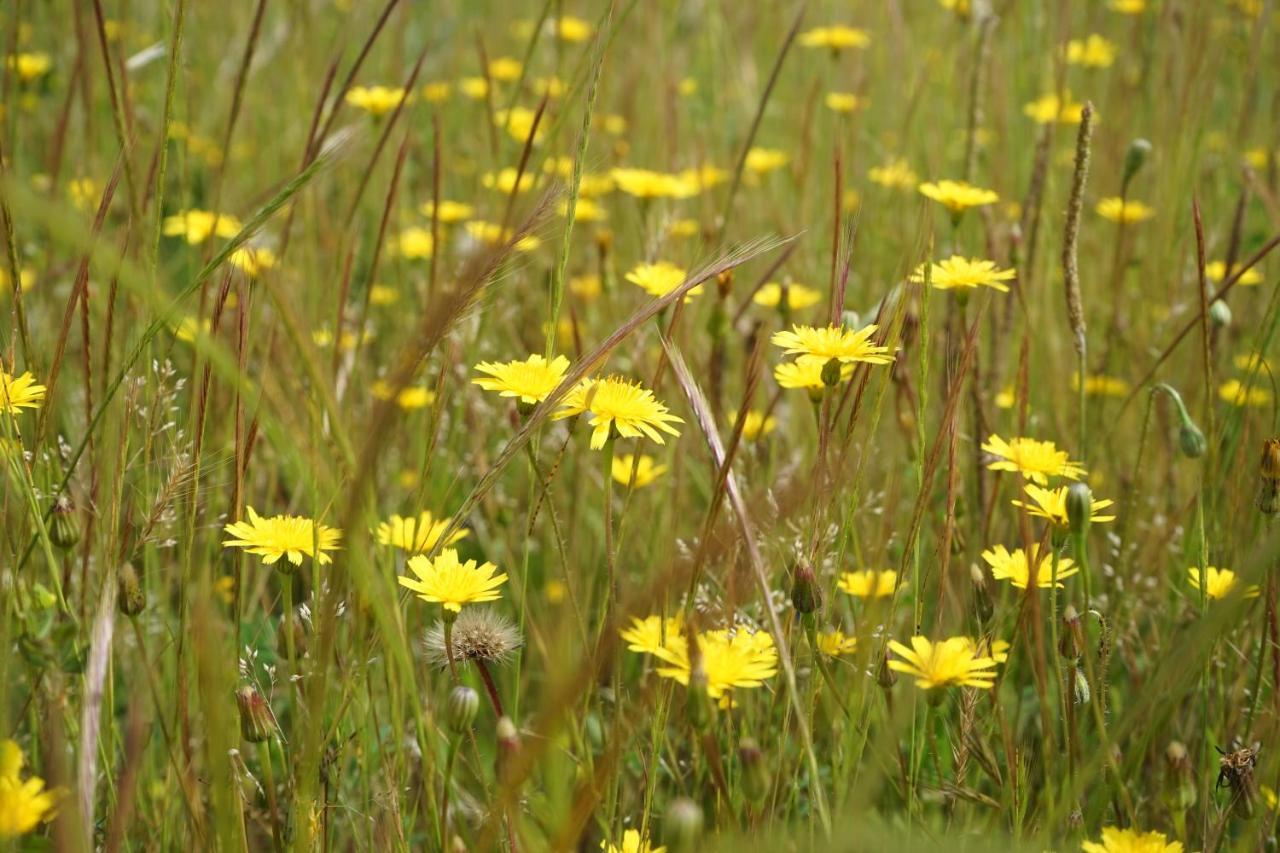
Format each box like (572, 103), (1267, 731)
(424, 608), (523, 669)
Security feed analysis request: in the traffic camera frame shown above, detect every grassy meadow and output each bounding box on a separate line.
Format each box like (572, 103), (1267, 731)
(3, 0), (1280, 850)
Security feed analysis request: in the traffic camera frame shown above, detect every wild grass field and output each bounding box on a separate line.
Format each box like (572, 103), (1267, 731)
(1, 0), (1279, 850)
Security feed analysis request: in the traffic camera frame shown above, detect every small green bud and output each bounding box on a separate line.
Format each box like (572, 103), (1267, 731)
(1072, 668), (1091, 706)
(117, 562), (146, 617)
(495, 715), (521, 781)
(737, 738), (770, 803)
(1209, 299), (1232, 327)
(236, 685), (274, 743)
(446, 686), (479, 734)
(790, 558), (822, 615)
(663, 797), (704, 853)
(820, 357), (842, 388)
(1179, 422), (1207, 459)
(49, 495), (81, 550)
(1122, 138), (1153, 190)
(686, 660), (712, 731)
(1066, 483), (1092, 538)
(876, 649), (898, 689)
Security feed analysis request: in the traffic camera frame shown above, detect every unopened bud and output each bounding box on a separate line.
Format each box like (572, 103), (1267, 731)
(446, 686), (479, 734)
(1066, 483), (1092, 538)
(790, 558), (822, 615)
(820, 357), (842, 388)
(686, 660), (712, 731)
(235, 686), (274, 743)
(117, 562), (145, 617)
(1060, 605), (1082, 659)
(50, 495), (81, 550)
(877, 649), (898, 689)
(1179, 422), (1206, 459)
(495, 716), (521, 780)
(1210, 299), (1232, 328)
(1122, 138), (1153, 190)
(737, 738), (769, 803)
(663, 797), (704, 853)
(1073, 668), (1091, 705)
(1259, 438), (1280, 515)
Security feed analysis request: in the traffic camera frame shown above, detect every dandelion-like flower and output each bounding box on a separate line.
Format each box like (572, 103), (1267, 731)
(887, 635), (999, 689)
(554, 376), (683, 450)
(8, 53), (52, 83)
(625, 261), (700, 301)
(473, 354), (571, 405)
(982, 544), (1078, 589)
(825, 92), (865, 113)
(1206, 260), (1262, 286)
(222, 506), (342, 567)
(982, 434), (1085, 484)
(1073, 373), (1130, 397)
(1189, 566), (1260, 600)
(611, 454), (668, 488)
(837, 569), (898, 599)
(961, 636), (1010, 663)
(754, 282), (822, 311)
(1023, 92), (1088, 125)
(732, 410), (777, 441)
(1067, 34), (1117, 68)
(1081, 827), (1183, 853)
(0, 740), (58, 838)
(744, 147), (789, 175)
(798, 25), (871, 50)
(869, 158), (918, 189)
(371, 381), (436, 410)
(771, 323), (893, 366)
(774, 360), (851, 391)
(398, 548), (508, 612)
(918, 179), (999, 213)
(1220, 379), (1270, 407)
(817, 630), (858, 657)
(227, 246), (276, 277)
(423, 608), (522, 668)
(162, 210), (242, 244)
(1096, 197), (1154, 223)
(376, 511), (468, 554)
(651, 628), (779, 703)
(1013, 484), (1115, 527)
(345, 85), (409, 117)
(602, 829), (666, 853)
(910, 256), (1016, 292)
(621, 615), (684, 656)
(420, 199), (474, 223)
(0, 369), (47, 415)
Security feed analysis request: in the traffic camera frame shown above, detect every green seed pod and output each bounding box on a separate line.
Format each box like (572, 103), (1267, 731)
(790, 558), (822, 615)
(1179, 422), (1207, 459)
(235, 685), (274, 743)
(1122, 138), (1152, 190)
(446, 686), (479, 734)
(49, 495), (81, 550)
(1066, 483), (1092, 538)
(663, 797), (704, 853)
(117, 562), (145, 617)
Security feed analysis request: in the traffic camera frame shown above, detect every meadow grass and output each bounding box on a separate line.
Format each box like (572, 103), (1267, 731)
(2, 1), (1280, 850)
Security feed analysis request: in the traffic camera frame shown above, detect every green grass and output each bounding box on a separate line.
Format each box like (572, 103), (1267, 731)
(2, 0), (1280, 850)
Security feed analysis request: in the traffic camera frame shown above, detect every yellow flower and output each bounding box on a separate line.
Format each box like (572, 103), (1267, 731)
(561, 197), (607, 222)
(868, 158), (918, 189)
(554, 376), (683, 450)
(67, 177), (98, 210)
(1206, 260), (1263, 286)
(772, 323), (893, 366)
(464, 221), (541, 252)
(1082, 827), (1182, 853)
(610, 167), (699, 199)
(1108, 0), (1146, 12)
(162, 209), (242, 244)
(0, 267), (35, 294)
(458, 77), (489, 99)
(919, 179), (999, 212)
(1236, 352), (1272, 372)
(392, 227), (433, 259)
(371, 380), (436, 410)
(398, 548), (507, 612)
(611, 454), (667, 488)
(939, 0), (972, 17)
(345, 85), (409, 117)
(1067, 34), (1117, 68)
(667, 218), (700, 239)
(754, 282), (822, 311)
(0, 740), (58, 837)
(887, 635), (999, 689)
(602, 829), (665, 853)
(222, 506), (342, 567)
(7, 53), (51, 83)
(650, 627), (779, 702)
(817, 630), (858, 657)
(745, 147), (789, 175)
(370, 284), (400, 305)
(495, 107), (544, 144)
(799, 25), (871, 50)
(473, 354), (570, 405)
(1023, 92), (1088, 125)
(732, 409), (777, 441)
(910, 256), (1016, 292)
(824, 91), (865, 113)
(994, 386), (1015, 409)
(569, 273), (602, 300)
(1096, 197), (1154, 223)
(420, 199), (474, 223)
(482, 168), (538, 195)
(376, 511), (468, 554)
(1072, 373), (1130, 397)
(625, 261), (699, 301)
(960, 636), (1010, 663)
(1219, 378), (1270, 407)
(982, 434), (1085, 484)
(982, 544), (1078, 589)
(554, 15), (592, 42)
(621, 615), (685, 656)
(774, 360), (851, 391)
(488, 57), (523, 82)
(1012, 484), (1116, 527)
(173, 315), (210, 343)
(1188, 566), (1260, 600)
(421, 81), (451, 102)
(678, 165), (728, 191)
(678, 77), (698, 97)
(0, 369), (46, 415)
(227, 246), (276, 277)
(838, 570), (898, 599)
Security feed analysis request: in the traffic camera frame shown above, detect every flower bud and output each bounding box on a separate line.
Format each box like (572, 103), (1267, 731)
(1059, 605), (1083, 659)
(495, 716), (521, 781)
(446, 686), (479, 734)
(1122, 138), (1152, 190)
(1209, 299), (1232, 328)
(1066, 483), (1092, 538)
(50, 495), (81, 550)
(1072, 668), (1091, 705)
(686, 659), (712, 731)
(117, 562), (145, 617)
(663, 797), (704, 852)
(737, 738), (770, 803)
(1179, 422), (1206, 459)
(820, 357), (842, 388)
(970, 562), (993, 623)
(790, 558), (822, 615)
(876, 649), (898, 689)
(1259, 438), (1280, 515)
(236, 685), (274, 743)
